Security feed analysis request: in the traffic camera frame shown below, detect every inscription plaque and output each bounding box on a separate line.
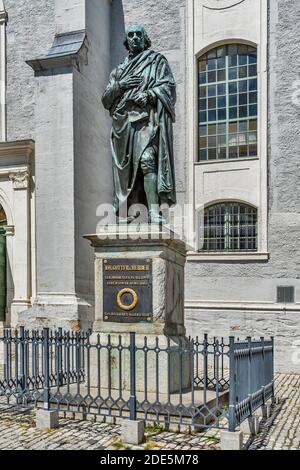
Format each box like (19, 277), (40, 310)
(103, 259), (153, 323)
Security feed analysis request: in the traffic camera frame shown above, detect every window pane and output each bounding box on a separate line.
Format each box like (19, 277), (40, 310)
(229, 122), (238, 133)
(229, 146), (238, 158)
(199, 149), (207, 161)
(208, 85), (217, 97)
(208, 136), (216, 147)
(239, 145), (248, 157)
(218, 123), (226, 134)
(200, 86), (207, 98)
(239, 93), (248, 105)
(208, 124), (217, 135)
(229, 83), (237, 94)
(199, 60), (207, 72)
(217, 69), (226, 81)
(208, 58), (217, 70)
(208, 97), (216, 109)
(217, 84), (226, 95)
(199, 125), (207, 136)
(208, 71), (217, 82)
(200, 99), (207, 110)
(218, 147), (227, 159)
(228, 55), (237, 67)
(249, 144), (257, 156)
(229, 108), (237, 119)
(200, 111), (207, 122)
(249, 105), (257, 116)
(208, 110), (216, 121)
(218, 135), (227, 146)
(217, 57), (226, 69)
(229, 95), (237, 106)
(229, 68), (237, 80)
(200, 137), (207, 148)
(239, 66), (248, 78)
(218, 96), (226, 107)
(208, 148), (217, 159)
(199, 73), (207, 84)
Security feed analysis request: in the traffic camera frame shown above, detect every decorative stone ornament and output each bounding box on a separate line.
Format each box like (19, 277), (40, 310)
(9, 171), (30, 190)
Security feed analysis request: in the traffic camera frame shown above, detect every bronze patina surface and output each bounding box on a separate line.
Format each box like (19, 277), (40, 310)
(102, 25), (177, 223)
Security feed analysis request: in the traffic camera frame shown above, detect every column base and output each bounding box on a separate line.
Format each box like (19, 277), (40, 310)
(17, 294), (93, 331)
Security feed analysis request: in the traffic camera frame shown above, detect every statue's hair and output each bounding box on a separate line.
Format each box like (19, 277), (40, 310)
(124, 25), (152, 50)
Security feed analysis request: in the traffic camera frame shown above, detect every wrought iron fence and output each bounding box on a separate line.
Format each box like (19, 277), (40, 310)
(0, 328), (274, 432)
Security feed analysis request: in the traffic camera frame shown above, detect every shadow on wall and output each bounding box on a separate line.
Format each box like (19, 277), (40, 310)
(111, 0), (126, 69)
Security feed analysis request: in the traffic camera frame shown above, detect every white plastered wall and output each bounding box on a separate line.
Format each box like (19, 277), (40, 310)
(0, 141), (35, 327)
(186, 0), (268, 261)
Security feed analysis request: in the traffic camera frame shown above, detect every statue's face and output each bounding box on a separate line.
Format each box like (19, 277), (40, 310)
(126, 25), (146, 53)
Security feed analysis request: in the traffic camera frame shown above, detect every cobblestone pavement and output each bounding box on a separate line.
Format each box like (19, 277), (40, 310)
(248, 374), (300, 450)
(0, 374), (298, 451)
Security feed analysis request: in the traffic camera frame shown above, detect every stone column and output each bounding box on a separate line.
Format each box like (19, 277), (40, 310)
(9, 171), (32, 326)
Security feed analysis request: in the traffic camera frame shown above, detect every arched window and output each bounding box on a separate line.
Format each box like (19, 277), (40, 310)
(198, 44), (257, 161)
(203, 202), (257, 252)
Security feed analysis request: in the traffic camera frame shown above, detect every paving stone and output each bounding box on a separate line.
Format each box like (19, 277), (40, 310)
(0, 374), (300, 450)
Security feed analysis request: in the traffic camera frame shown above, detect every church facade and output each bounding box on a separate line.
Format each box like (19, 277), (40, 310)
(0, 0), (299, 372)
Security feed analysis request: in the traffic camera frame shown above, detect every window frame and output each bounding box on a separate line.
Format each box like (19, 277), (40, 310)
(198, 43), (258, 163)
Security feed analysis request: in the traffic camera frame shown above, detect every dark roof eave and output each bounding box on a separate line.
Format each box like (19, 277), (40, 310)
(26, 53), (79, 72)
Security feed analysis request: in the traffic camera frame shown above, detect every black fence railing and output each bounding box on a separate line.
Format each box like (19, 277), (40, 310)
(0, 328), (275, 432)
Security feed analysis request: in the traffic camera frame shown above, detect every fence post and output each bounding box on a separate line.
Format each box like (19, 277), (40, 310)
(57, 328), (63, 386)
(247, 336), (253, 417)
(204, 333), (208, 389)
(261, 337), (266, 405)
(129, 332), (137, 421)
(43, 328), (50, 410)
(19, 327), (25, 394)
(228, 336), (236, 432)
(271, 336), (275, 403)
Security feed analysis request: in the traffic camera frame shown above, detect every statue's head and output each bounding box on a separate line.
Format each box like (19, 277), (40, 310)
(124, 24), (152, 53)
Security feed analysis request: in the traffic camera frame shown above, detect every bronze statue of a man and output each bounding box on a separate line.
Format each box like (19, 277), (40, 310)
(102, 25), (177, 223)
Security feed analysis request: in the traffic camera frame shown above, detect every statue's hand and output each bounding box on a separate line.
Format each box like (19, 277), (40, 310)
(119, 76), (143, 91)
(132, 92), (148, 108)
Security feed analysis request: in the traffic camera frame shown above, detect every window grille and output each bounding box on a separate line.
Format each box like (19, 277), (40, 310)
(203, 202), (258, 252)
(277, 286), (295, 304)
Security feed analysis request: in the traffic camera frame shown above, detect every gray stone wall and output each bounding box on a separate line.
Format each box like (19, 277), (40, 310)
(5, 0), (55, 141)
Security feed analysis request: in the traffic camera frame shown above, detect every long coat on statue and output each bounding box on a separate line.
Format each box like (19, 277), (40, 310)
(102, 49), (177, 213)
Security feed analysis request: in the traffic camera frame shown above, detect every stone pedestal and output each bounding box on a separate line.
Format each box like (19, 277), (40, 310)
(84, 224), (191, 396)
